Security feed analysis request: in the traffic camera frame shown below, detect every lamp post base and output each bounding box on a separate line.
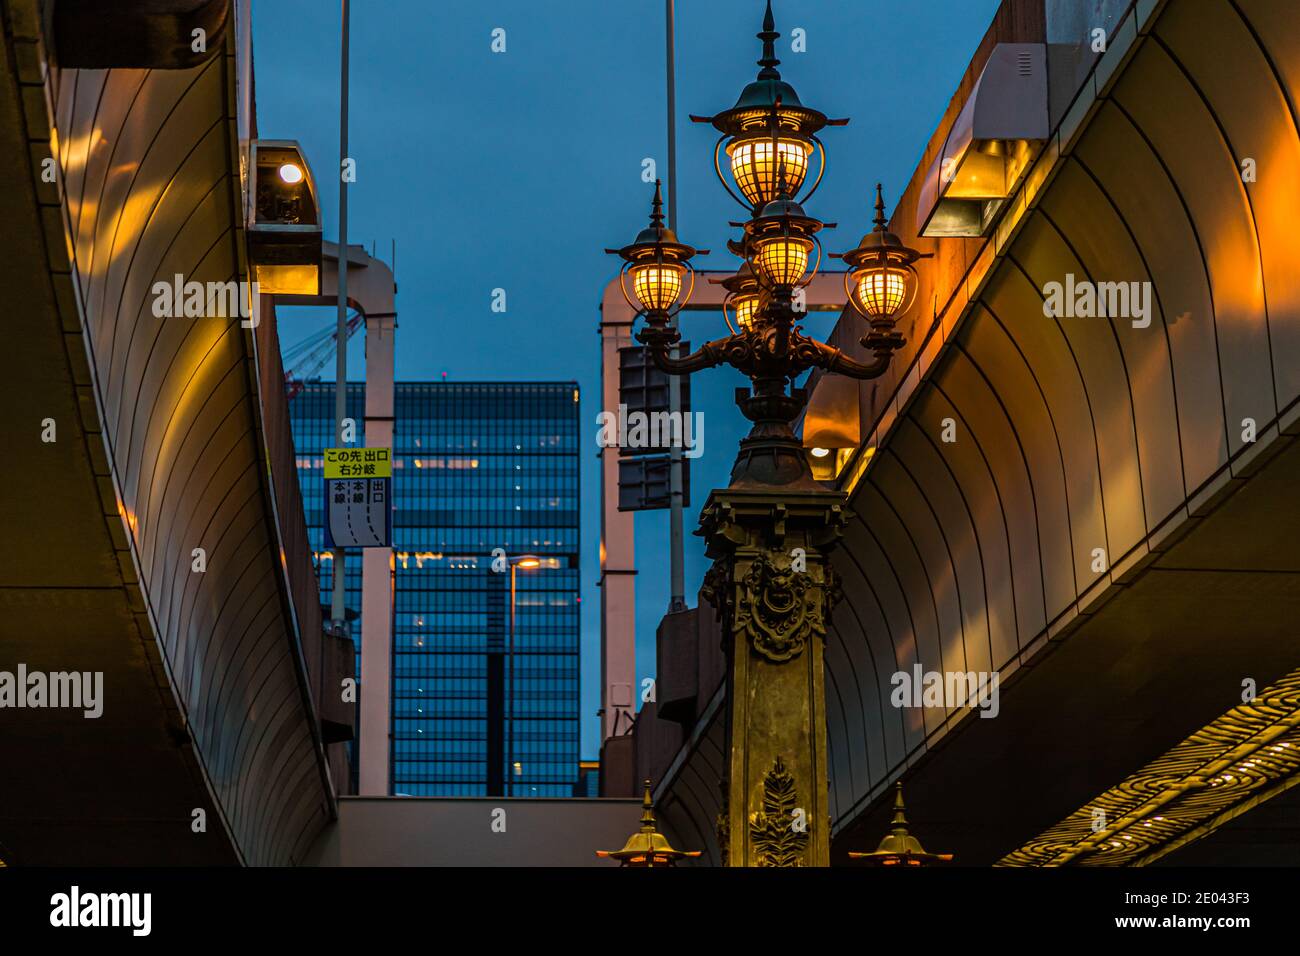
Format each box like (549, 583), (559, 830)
(699, 419), (847, 867)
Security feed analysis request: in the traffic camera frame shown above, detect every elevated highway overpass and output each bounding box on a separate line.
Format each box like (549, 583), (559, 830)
(0, 0), (349, 864)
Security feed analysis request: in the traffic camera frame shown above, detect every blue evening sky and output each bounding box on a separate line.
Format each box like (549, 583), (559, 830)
(252, 0), (1002, 759)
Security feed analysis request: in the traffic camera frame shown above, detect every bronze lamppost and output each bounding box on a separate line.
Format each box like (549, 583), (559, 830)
(607, 1), (927, 867)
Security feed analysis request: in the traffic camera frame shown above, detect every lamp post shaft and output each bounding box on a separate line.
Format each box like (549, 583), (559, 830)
(665, 0), (686, 613)
(330, 0), (350, 632)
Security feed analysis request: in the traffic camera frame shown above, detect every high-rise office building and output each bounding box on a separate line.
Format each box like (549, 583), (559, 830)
(290, 381), (581, 796)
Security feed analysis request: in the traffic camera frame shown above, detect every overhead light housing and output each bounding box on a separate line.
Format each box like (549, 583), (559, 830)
(802, 370), (863, 481)
(916, 44), (1048, 238)
(248, 139), (322, 295)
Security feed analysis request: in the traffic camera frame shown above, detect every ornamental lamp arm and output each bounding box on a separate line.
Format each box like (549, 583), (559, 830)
(813, 342), (893, 380)
(643, 335), (737, 375)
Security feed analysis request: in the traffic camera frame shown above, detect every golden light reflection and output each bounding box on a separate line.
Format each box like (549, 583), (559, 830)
(117, 496), (139, 538)
(394, 551), (441, 569)
(1001, 670), (1300, 866)
(841, 445), (877, 495)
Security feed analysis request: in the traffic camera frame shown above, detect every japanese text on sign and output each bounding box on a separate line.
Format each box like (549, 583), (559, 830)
(323, 447), (392, 479)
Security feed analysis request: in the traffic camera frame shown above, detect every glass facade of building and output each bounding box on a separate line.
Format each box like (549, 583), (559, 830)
(290, 382), (581, 797)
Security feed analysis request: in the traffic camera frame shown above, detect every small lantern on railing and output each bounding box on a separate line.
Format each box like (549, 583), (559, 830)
(848, 782), (953, 867)
(597, 780), (702, 868)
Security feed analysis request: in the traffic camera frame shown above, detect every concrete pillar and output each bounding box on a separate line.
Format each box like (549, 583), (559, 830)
(358, 312), (395, 795)
(598, 287), (638, 755)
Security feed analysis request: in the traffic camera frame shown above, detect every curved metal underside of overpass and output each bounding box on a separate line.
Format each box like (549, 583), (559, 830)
(652, 0), (1300, 865)
(0, 4), (333, 864)
(823, 0), (1300, 865)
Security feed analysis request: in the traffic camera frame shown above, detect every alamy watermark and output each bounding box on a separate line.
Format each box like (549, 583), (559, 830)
(890, 666), (1000, 719)
(596, 404), (704, 459)
(150, 274), (260, 327)
(0, 664), (103, 718)
(50, 886), (150, 936)
(1043, 273), (1152, 328)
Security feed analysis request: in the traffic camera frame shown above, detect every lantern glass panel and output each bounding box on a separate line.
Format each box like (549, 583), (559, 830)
(631, 262), (685, 312)
(728, 138), (811, 207)
(754, 236), (811, 287)
(855, 265), (908, 318)
(733, 294), (760, 330)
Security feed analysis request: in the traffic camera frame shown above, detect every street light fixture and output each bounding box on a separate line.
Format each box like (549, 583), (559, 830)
(837, 183), (931, 354)
(716, 263), (761, 333)
(605, 0), (930, 867)
(739, 183), (823, 292)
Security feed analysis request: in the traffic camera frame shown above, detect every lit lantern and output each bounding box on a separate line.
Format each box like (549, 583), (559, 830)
(741, 189), (823, 291)
(694, 0), (840, 211)
(716, 263), (762, 333)
(726, 136), (813, 208)
(607, 181), (704, 321)
(839, 185), (930, 351)
(632, 263), (684, 313)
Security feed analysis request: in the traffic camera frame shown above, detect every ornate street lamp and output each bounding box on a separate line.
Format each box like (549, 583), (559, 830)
(605, 0), (930, 868)
(848, 782), (953, 866)
(597, 780), (702, 867)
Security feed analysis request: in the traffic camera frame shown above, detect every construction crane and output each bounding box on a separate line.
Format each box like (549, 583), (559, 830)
(283, 311), (363, 401)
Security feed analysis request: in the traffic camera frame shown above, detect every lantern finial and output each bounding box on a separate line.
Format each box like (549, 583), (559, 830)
(757, 1), (781, 79)
(759, 0), (774, 79)
(638, 779), (657, 829)
(650, 179), (666, 231)
(872, 182), (887, 231)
